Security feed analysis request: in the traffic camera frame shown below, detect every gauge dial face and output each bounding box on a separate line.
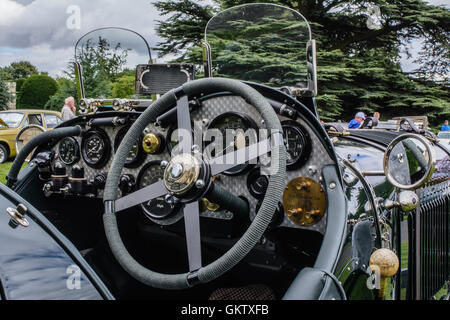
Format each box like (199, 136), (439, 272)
(114, 127), (146, 168)
(206, 112), (258, 175)
(137, 161), (179, 220)
(81, 129), (110, 168)
(281, 120), (311, 170)
(58, 137), (80, 165)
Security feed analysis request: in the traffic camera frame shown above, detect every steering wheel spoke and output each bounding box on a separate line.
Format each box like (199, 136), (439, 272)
(183, 201), (202, 271)
(209, 138), (272, 176)
(176, 95), (193, 154)
(114, 179), (167, 213)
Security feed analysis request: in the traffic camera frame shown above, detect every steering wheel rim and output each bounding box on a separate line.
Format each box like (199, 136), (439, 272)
(103, 77), (286, 289)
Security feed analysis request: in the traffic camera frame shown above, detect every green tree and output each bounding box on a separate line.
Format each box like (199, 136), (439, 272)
(45, 77), (78, 111)
(0, 77), (12, 110)
(15, 78), (26, 93)
(18, 74), (57, 109)
(72, 37), (130, 98)
(153, 0), (449, 127)
(111, 75), (135, 98)
(9, 61), (38, 80)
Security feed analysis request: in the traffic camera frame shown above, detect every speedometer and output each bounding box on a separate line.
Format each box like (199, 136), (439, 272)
(137, 160), (179, 220)
(206, 112), (258, 175)
(81, 129), (111, 168)
(281, 120), (311, 170)
(58, 137), (80, 165)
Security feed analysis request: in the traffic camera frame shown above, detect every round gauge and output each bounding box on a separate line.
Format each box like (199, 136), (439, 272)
(58, 137), (80, 165)
(166, 126), (194, 156)
(137, 160), (180, 220)
(206, 112), (258, 175)
(281, 120), (311, 170)
(81, 129), (111, 168)
(114, 126), (146, 168)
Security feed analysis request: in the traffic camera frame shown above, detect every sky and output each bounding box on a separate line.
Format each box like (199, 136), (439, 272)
(0, 0), (448, 78)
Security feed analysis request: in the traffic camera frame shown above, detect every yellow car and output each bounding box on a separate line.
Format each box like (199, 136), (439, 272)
(0, 109), (62, 163)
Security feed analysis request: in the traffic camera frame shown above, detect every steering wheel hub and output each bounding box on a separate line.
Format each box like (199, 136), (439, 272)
(164, 153), (202, 196)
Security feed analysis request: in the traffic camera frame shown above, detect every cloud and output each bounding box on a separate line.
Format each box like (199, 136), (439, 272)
(0, 0), (163, 76)
(0, 0), (26, 26)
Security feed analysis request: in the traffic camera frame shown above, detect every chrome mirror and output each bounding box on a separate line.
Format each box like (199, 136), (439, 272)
(383, 134), (435, 190)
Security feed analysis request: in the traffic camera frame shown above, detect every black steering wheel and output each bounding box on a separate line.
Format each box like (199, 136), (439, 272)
(103, 78), (286, 289)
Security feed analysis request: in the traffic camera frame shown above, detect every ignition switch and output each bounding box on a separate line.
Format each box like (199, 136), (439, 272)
(119, 174), (135, 195)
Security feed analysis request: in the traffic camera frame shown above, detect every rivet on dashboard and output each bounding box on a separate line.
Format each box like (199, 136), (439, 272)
(196, 179), (205, 189)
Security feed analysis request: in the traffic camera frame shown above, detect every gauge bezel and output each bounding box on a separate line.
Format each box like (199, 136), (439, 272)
(281, 120), (311, 170)
(136, 160), (180, 221)
(246, 167), (269, 199)
(114, 126), (147, 168)
(81, 128), (111, 169)
(58, 136), (80, 165)
(166, 125), (194, 156)
(206, 111), (259, 175)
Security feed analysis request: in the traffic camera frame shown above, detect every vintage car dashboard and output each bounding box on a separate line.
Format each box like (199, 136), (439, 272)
(42, 90), (336, 235)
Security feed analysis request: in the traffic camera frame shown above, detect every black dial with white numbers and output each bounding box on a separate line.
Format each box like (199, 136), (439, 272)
(114, 126), (146, 168)
(81, 129), (111, 168)
(137, 160), (179, 220)
(58, 137), (80, 165)
(281, 120), (311, 170)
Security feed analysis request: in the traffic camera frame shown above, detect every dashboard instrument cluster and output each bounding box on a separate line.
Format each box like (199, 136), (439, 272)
(48, 94), (334, 234)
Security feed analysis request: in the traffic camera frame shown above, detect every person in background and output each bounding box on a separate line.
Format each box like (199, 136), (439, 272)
(348, 112), (366, 129)
(61, 96), (76, 121)
(373, 112), (380, 120)
(441, 120), (450, 131)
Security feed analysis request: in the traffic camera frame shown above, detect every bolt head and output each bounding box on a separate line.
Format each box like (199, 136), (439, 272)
(160, 160), (168, 169)
(164, 194), (174, 204)
(196, 179), (205, 189)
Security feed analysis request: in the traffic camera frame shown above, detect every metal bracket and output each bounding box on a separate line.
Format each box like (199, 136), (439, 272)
(6, 203), (29, 229)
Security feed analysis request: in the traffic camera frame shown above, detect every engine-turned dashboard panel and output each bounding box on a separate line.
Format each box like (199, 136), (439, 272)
(46, 93), (335, 234)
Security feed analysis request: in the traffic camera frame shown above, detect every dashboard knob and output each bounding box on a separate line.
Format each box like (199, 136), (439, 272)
(72, 165), (85, 179)
(94, 174), (107, 189)
(142, 133), (163, 154)
(54, 162), (66, 176)
(119, 174), (135, 195)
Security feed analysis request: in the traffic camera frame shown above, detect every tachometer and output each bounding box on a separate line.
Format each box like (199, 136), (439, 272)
(206, 112), (258, 175)
(114, 126), (146, 168)
(281, 120), (311, 170)
(58, 137), (80, 165)
(81, 129), (111, 168)
(137, 160), (179, 220)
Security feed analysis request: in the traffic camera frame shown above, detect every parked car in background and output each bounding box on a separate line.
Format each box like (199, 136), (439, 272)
(0, 109), (62, 163)
(438, 131), (450, 147)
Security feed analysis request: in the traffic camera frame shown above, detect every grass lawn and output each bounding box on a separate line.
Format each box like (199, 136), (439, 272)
(0, 160), (26, 185)
(0, 161), (14, 185)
